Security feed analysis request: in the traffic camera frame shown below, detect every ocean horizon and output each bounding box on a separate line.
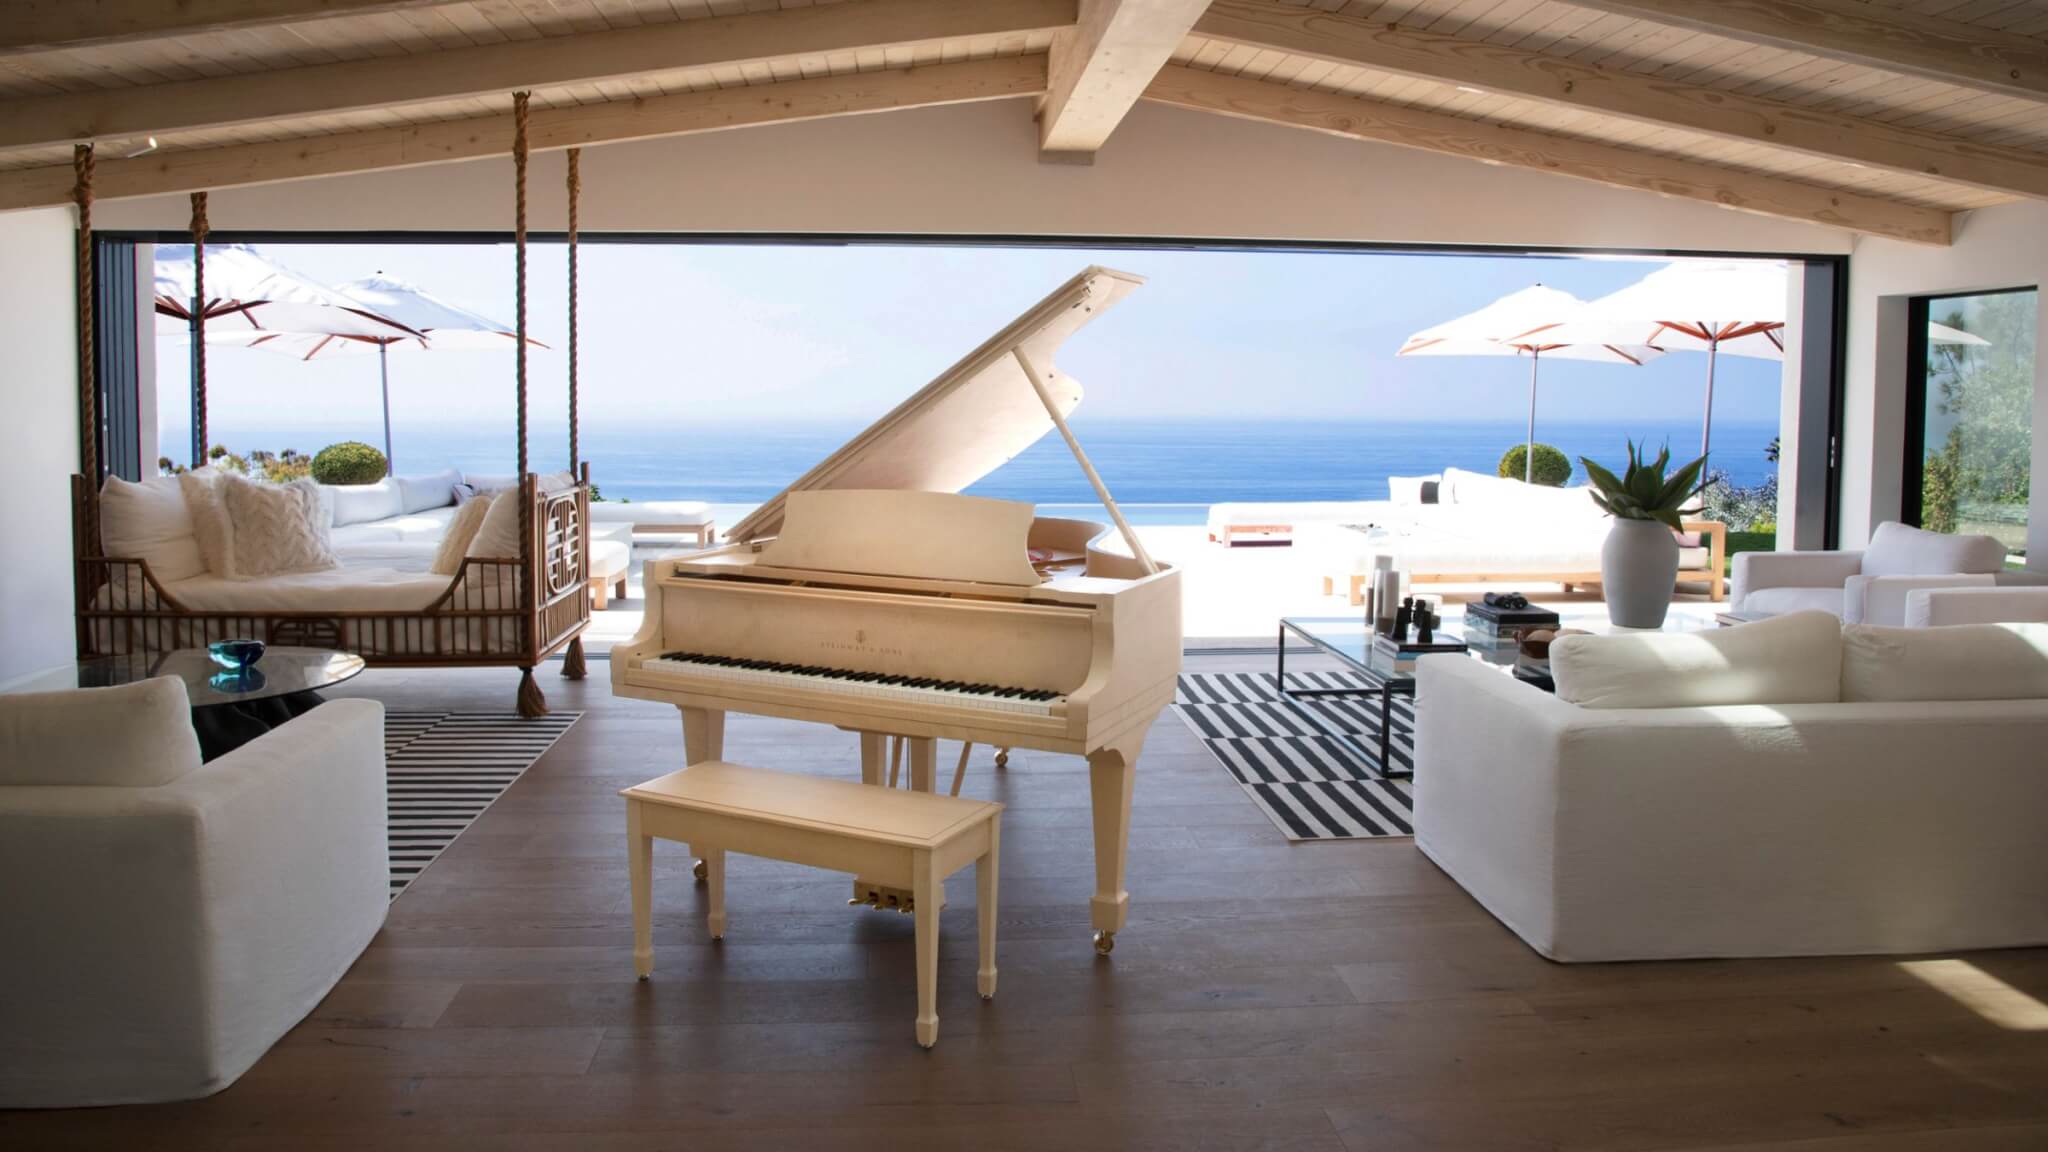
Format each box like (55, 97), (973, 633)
(161, 417), (1776, 526)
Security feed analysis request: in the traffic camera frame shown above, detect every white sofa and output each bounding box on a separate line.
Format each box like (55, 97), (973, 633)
(1729, 520), (2038, 623)
(1413, 612), (2048, 962)
(1297, 467), (1723, 601)
(0, 679), (389, 1107)
(1906, 585), (2048, 627)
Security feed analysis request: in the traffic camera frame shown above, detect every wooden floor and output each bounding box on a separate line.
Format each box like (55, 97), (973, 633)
(7, 655), (2048, 1151)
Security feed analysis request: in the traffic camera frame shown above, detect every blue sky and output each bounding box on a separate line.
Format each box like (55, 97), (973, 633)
(156, 242), (1782, 439)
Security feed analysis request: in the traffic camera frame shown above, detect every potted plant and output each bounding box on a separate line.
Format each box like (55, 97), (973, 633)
(1579, 441), (1706, 628)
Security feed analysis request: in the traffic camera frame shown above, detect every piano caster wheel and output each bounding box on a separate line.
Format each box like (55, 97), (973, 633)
(692, 859), (707, 883)
(1093, 930), (1116, 956)
(995, 750), (1009, 770)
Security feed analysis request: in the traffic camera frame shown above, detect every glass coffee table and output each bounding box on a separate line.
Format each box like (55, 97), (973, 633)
(31, 647), (367, 760)
(1276, 617), (1472, 778)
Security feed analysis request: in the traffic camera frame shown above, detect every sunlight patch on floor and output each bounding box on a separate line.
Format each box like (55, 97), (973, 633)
(1900, 959), (2048, 1031)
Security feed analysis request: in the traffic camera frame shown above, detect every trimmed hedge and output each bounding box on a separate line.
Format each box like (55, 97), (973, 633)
(1498, 442), (1572, 487)
(310, 441), (388, 485)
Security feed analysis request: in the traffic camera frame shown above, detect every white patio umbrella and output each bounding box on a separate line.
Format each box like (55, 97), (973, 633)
(1398, 284), (1663, 482)
(227, 274), (543, 473)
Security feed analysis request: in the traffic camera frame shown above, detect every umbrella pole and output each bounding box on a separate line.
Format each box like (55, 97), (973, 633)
(1700, 336), (1718, 465)
(1525, 350), (1539, 483)
(379, 342), (393, 475)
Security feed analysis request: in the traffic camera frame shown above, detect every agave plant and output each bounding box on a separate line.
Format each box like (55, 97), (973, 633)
(1578, 440), (1707, 532)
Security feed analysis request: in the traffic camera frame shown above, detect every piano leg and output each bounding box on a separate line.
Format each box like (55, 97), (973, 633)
(908, 738), (937, 794)
(1087, 729), (1145, 956)
(679, 707), (726, 883)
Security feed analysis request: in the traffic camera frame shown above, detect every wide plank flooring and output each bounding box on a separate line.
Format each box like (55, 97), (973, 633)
(5, 656), (2046, 1151)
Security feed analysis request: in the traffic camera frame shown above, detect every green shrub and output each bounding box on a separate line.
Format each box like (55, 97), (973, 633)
(1498, 442), (1572, 486)
(310, 441), (388, 485)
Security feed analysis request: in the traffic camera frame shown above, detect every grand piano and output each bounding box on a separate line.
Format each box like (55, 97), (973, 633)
(611, 266), (1182, 954)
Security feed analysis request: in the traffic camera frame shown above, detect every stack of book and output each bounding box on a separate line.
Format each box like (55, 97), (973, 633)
(1367, 633), (1468, 678)
(1463, 599), (1561, 640)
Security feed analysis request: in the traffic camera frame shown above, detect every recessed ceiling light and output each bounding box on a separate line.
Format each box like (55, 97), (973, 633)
(1456, 85), (1487, 95)
(124, 136), (159, 159)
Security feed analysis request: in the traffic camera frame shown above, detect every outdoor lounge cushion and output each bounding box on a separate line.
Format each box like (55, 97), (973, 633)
(326, 478), (404, 527)
(1842, 622), (2048, 703)
(98, 475), (206, 584)
(1550, 610), (1843, 709)
(395, 469), (462, 514)
(587, 500), (713, 527)
(159, 567), (452, 613)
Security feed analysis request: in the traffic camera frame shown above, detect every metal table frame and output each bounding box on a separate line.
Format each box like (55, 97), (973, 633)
(1275, 618), (1415, 778)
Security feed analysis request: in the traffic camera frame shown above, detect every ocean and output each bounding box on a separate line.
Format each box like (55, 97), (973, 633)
(164, 418), (1777, 527)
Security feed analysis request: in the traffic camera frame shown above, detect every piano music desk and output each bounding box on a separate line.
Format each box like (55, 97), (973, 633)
(623, 762), (1002, 1049)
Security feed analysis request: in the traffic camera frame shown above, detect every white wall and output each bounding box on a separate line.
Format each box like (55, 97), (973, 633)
(94, 99), (1852, 255)
(0, 208), (80, 684)
(1843, 200), (2046, 562)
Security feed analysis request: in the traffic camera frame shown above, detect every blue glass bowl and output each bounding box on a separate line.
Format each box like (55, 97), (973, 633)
(208, 639), (266, 672)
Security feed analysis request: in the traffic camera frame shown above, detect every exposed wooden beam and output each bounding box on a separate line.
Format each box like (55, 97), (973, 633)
(1039, 0), (1210, 160)
(0, 0), (458, 55)
(0, 57), (1047, 211)
(1195, 0), (2048, 201)
(1142, 65), (1950, 245)
(0, 0), (1075, 153)
(1564, 0), (2048, 103)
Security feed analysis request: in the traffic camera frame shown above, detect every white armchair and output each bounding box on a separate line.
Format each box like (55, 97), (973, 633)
(0, 678), (388, 1107)
(1731, 520), (2014, 623)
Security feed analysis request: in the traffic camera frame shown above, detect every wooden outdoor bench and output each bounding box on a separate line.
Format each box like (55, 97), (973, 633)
(623, 761), (1003, 1049)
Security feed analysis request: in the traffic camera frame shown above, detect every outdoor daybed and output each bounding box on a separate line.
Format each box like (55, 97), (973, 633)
(1275, 467), (1725, 601)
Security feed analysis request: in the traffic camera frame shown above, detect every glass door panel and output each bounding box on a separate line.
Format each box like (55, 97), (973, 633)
(1908, 288), (2035, 563)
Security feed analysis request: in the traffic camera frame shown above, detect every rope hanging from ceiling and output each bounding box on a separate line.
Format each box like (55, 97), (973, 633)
(567, 147), (580, 477)
(73, 143), (97, 541)
(189, 191), (210, 467)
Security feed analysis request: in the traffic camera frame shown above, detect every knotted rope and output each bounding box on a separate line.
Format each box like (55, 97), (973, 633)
(512, 91), (533, 600)
(566, 147), (580, 475)
(190, 191), (210, 467)
(73, 144), (97, 539)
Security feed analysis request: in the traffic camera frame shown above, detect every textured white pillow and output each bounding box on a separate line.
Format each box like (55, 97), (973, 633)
(432, 493), (494, 575)
(220, 474), (338, 577)
(1842, 622), (2048, 702)
(396, 468), (462, 515)
(1551, 610), (1843, 709)
(1388, 474), (1441, 506)
(465, 489), (523, 560)
(99, 475), (205, 584)
(178, 467), (237, 579)
(326, 477), (405, 526)
(0, 676), (201, 787)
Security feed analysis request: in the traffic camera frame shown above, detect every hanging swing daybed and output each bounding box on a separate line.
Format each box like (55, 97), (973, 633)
(71, 94), (593, 717)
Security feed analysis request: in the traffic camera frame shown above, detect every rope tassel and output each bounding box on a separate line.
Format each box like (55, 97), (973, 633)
(190, 191), (210, 467)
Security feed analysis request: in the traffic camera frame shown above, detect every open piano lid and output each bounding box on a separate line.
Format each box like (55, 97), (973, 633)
(725, 265), (1145, 544)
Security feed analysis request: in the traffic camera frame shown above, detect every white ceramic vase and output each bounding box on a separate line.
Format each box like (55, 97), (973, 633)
(1601, 517), (1679, 629)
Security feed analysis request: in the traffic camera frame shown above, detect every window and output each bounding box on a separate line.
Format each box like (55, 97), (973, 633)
(1904, 287), (2035, 563)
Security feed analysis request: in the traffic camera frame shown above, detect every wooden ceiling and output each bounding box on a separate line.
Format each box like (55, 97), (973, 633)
(3, 0), (2047, 244)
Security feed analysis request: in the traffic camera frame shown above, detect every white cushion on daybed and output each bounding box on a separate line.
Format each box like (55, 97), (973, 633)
(326, 478), (404, 527)
(160, 567), (453, 613)
(99, 475), (206, 584)
(395, 469), (461, 514)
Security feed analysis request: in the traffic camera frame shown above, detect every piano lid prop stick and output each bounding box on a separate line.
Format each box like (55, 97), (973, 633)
(950, 742), (972, 797)
(888, 736), (905, 789)
(1012, 348), (1160, 577)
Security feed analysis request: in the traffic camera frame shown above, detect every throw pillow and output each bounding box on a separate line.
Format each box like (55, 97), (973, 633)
(465, 489), (524, 560)
(1551, 610), (1843, 709)
(220, 474), (338, 577)
(326, 476), (405, 526)
(179, 467), (237, 579)
(462, 472), (520, 494)
(99, 475), (205, 584)
(431, 491), (495, 575)
(395, 468), (463, 515)
(1841, 621), (2048, 702)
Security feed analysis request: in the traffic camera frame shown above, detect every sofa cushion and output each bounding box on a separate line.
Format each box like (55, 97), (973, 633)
(432, 493), (493, 575)
(326, 477), (404, 527)
(178, 467), (237, 579)
(461, 472), (520, 494)
(99, 475), (206, 584)
(1551, 610), (1843, 709)
(1388, 474), (1440, 506)
(394, 468), (461, 515)
(1861, 520), (2008, 578)
(1741, 586), (1845, 617)
(1842, 621), (2048, 702)
(0, 677), (201, 787)
(465, 489), (521, 560)
(221, 474), (339, 577)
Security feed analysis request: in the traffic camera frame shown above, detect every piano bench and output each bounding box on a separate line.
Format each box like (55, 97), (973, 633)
(622, 762), (1003, 1049)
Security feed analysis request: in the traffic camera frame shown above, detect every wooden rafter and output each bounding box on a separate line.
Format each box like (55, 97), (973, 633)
(1039, 0), (1210, 161)
(1141, 65), (1951, 245)
(1193, 0), (2048, 202)
(0, 57), (1048, 211)
(0, 0), (458, 55)
(0, 0), (1075, 153)
(1564, 0), (2048, 104)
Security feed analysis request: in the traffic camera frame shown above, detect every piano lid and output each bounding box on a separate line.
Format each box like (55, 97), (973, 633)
(725, 265), (1145, 543)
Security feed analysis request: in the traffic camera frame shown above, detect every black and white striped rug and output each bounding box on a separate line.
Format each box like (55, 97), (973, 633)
(383, 711), (579, 896)
(1176, 672), (1414, 841)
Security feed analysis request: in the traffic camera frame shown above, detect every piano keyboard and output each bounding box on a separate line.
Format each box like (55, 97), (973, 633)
(646, 652), (1067, 716)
